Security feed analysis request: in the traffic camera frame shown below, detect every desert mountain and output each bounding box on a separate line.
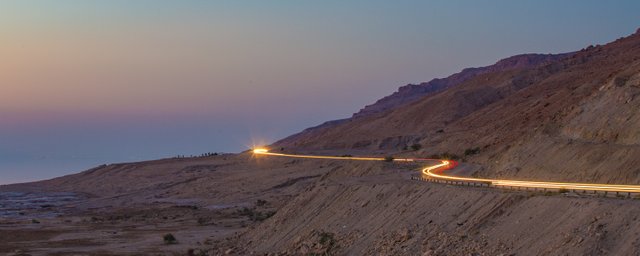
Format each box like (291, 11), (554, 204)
(276, 29), (640, 184)
(277, 53), (570, 148)
(354, 53), (570, 118)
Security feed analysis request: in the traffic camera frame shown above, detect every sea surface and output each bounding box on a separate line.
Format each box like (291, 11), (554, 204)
(0, 155), (144, 185)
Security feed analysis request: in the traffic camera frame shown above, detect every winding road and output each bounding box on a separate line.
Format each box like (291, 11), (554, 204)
(252, 148), (640, 194)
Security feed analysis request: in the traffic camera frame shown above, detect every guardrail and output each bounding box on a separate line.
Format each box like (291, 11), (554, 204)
(410, 175), (640, 199)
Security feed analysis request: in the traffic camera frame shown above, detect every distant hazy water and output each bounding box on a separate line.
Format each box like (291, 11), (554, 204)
(0, 155), (145, 185)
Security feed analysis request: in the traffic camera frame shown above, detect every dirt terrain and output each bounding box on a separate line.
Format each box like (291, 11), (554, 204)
(4, 152), (640, 255)
(0, 153), (330, 255)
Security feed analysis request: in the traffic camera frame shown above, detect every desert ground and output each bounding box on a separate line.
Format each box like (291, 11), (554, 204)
(3, 149), (640, 255)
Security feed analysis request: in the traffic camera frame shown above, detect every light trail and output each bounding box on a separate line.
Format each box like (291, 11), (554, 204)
(252, 148), (640, 193)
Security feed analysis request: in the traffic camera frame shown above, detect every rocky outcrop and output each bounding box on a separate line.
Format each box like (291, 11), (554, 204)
(352, 53), (571, 119)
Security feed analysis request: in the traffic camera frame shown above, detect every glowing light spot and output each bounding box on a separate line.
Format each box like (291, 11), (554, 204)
(253, 148), (269, 154)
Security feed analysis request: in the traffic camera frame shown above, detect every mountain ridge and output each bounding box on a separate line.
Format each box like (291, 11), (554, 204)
(276, 52), (572, 148)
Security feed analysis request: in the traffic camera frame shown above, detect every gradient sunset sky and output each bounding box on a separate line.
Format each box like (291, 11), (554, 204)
(1, 0), (639, 184)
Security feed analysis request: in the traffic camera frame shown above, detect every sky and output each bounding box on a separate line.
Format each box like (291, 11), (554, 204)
(1, 0), (639, 184)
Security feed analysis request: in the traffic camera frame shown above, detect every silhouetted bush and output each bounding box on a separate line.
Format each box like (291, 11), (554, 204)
(384, 156), (394, 162)
(237, 207), (276, 222)
(464, 147), (480, 156)
(256, 199), (267, 206)
(410, 144), (422, 151)
(252, 211), (276, 221)
(558, 188), (569, 193)
(441, 152), (460, 160)
(430, 152), (460, 160)
(320, 232), (335, 246)
(163, 233), (177, 244)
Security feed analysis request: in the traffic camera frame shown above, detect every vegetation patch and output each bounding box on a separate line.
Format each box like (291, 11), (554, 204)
(429, 152), (461, 160)
(255, 199), (267, 207)
(163, 233), (178, 244)
(319, 232), (336, 248)
(464, 147), (481, 156)
(309, 231), (338, 256)
(237, 207), (276, 222)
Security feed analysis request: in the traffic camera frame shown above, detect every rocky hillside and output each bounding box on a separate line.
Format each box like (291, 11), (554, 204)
(231, 160), (640, 256)
(276, 28), (640, 184)
(353, 53), (570, 119)
(277, 52), (570, 148)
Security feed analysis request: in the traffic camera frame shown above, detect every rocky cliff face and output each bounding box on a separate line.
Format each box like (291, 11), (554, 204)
(352, 53), (571, 119)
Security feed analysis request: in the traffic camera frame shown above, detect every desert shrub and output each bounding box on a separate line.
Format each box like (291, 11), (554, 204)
(238, 207), (252, 216)
(464, 147), (480, 156)
(384, 156), (394, 162)
(319, 232), (336, 248)
(558, 188), (569, 193)
(237, 207), (276, 222)
(410, 144), (422, 151)
(340, 154), (353, 157)
(439, 152), (460, 160)
(256, 199), (267, 206)
(163, 233), (177, 244)
(252, 211), (276, 221)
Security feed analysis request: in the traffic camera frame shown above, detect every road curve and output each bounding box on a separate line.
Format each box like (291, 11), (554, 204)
(252, 148), (640, 193)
